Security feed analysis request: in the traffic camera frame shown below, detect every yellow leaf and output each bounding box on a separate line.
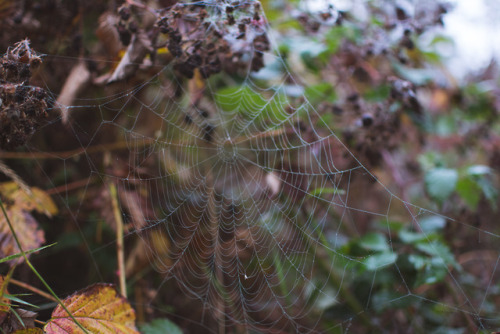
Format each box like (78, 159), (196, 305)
(0, 182), (58, 216)
(44, 284), (139, 334)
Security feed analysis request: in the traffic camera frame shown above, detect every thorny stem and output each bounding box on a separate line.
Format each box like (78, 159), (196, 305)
(0, 197), (89, 334)
(109, 182), (127, 298)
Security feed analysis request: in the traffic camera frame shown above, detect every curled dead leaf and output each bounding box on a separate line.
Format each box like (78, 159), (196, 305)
(0, 309), (37, 333)
(107, 31), (153, 84)
(55, 61), (91, 124)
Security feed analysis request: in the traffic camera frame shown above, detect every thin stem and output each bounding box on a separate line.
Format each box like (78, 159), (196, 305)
(0, 160), (31, 194)
(109, 182), (127, 298)
(0, 198), (89, 334)
(9, 278), (57, 303)
(0, 139), (156, 160)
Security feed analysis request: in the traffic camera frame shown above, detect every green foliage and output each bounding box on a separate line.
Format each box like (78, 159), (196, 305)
(215, 86), (289, 127)
(424, 163), (497, 210)
(140, 318), (183, 334)
(304, 83), (336, 104)
(320, 25), (362, 59)
(425, 168), (459, 203)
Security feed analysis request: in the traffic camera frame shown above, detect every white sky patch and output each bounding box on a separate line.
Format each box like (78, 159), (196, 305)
(444, 0), (500, 78)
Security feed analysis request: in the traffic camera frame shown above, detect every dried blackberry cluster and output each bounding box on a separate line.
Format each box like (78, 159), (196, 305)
(0, 40), (48, 150)
(156, 1), (270, 78)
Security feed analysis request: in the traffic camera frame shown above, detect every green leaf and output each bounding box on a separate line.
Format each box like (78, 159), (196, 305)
(418, 216), (446, 233)
(358, 233), (389, 252)
(467, 165), (491, 176)
(476, 177), (498, 209)
(259, 93), (290, 125)
(363, 252), (397, 271)
(215, 86), (266, 114)
(410, 255), (449, 286)
(304, 83), (336, 104)
(363, 84), (390, 102)
(456, 177), (482, 210)
(309, 187), (345, 197)
(407, 254), (427, 270)
(425, 168), (458, 202)
(4, 294), (38, 308)
(320, 25), (361, 60)
(415, 240), (457, 268)
(0, 243), (57, 264)
(393, 64), (434, 85)
(371, 290), (410, 313)
(140, 318), (183, 334)
(399, 229), (427, 244)
(458, 165), (498, 209)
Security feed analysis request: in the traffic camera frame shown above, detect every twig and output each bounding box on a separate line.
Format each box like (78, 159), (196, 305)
(9, 278), (57, 303)
(0, 160), (31, 195)
(45, 177), (97, 195)
(109, 182), (127, 298)
(0, 139), (156, 160)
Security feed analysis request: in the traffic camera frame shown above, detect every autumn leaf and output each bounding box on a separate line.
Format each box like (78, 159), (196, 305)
(44, 284), (139, 334)
(0, 182), (57, 265)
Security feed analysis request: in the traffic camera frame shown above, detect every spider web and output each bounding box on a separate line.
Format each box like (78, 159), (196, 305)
(7, 1), (500, 332)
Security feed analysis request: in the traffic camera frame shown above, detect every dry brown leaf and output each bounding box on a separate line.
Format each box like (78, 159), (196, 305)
(96, 13), (122, 58)
(0, 308), (38, 333)
(118, 189), (147, 230)
(55, 61), (91, 124)
(44, 284), (139, 334)
(107, 31), (152, 84)
(188, 68), (205, 106)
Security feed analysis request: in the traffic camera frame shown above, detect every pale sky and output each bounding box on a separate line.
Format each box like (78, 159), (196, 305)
(444, 0), (500, 78)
